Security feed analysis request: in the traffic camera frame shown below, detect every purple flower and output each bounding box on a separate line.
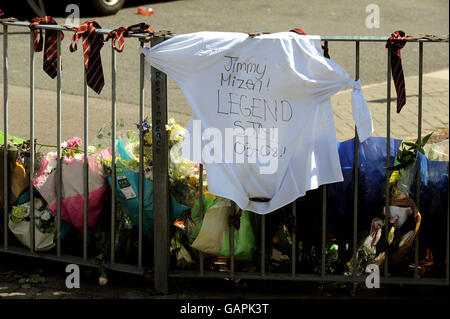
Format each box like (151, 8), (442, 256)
(136, 118), (152, 134)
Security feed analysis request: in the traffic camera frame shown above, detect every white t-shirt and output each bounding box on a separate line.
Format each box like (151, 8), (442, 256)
(142, 31), (373, 214)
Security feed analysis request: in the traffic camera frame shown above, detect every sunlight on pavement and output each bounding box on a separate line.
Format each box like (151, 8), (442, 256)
(52, 291), (72, 296)
(0, 292), (27, 297)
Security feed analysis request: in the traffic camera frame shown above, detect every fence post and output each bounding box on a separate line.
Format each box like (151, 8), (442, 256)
(3, 23), (8, 249)
(151, 36), (170, 294)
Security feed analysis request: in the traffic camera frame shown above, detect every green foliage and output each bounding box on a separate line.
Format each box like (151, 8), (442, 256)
(387, 132), (433, 171)
(5, 270), (45, 288)
(11, 206), (29, 224)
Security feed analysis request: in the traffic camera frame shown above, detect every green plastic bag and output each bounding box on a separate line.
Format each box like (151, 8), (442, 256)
(190, 196), (256, 262)
(0, 131), (25, 145)
(218, 210), (256, 262)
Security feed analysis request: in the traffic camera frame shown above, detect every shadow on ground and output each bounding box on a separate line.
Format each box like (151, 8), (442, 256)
(1, 253), (449, 299)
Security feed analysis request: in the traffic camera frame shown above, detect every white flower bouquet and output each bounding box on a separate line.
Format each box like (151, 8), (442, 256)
(8, 198), (56, 251)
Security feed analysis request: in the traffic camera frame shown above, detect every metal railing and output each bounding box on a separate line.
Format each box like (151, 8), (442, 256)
(1, 20), (449, 295)
(1, 20), (156, 275)
(163, 36), (449, 293)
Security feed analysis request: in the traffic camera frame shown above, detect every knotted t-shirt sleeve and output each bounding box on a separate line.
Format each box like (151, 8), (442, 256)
(290, 36), (374, 142)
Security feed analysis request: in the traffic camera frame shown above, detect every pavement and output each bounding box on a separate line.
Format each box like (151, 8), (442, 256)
(0, 68), (447, 146)
(1, 254), (449, 300)
(0, 0), (449, 106)
(332, 68), (449, 142)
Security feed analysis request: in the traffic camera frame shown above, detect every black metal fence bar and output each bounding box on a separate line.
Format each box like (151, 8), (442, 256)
(110, 46), (117, 264)
(29, 30), (35, 253)
(384, 47), (392, 278)
(321, 185), (326, 277)
(2, 23), (8, 249)
(352, 41), (360, 280)
(198, 164), (204, 275)
(230, 204), (235, 277)
(151, 35), (170, 294)
(138, 40), (145, 268)
(291, 201), (296, 276)
(321, 41), (329, 279)
(168, 270), (448, 285)
(261, 215), (266, 276)
(56, 30), (62, 257)
(83, 66), (89, 260)
(414, 42), (424, 280)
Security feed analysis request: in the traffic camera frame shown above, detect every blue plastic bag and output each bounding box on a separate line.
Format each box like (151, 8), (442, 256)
(319, 136), (448, 266)
(411, 152), (448, 263)
(324, 136), (403, 242)
(108, 140), (188, 242)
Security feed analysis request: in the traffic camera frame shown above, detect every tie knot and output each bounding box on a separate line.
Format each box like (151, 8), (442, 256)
(386, 30), (407, 51)
(290, 28), (307, 36)
(70, 20), (102, 52)
(29, 16), (57, 28)
(106, 27), (126, 41)
(125, 23), (154, 35)
(105, 27), (127, 52)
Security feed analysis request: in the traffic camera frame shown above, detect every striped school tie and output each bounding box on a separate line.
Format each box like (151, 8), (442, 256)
(69, 20), (105, 94)
(290, 27), (307, 36)
(386, 30), (407, 113)
(105, 27), (127, 52)
(29, 16), (64, 79)
(105, 23), (155, 53)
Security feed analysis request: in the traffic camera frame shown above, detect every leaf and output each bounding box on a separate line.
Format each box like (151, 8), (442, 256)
(18, 278), (27, 284)
(30, 274), (41, 283)
(21, 284), (31, 289)
(386, 162), (408, 171)
(403, 141), (416, 147)
(403, 153), (413, 162)
(421, 132), (433, 146)
(417, 146), (426, 155)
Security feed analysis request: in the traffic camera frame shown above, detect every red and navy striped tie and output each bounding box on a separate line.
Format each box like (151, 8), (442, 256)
(105, 27), (127, 52)
(69, 20), (105, 94)
(105, 23), (155, 53)
(386, 30), (408, 113)
(29, 17), (64, 79)
(290, 27), (307, 36)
